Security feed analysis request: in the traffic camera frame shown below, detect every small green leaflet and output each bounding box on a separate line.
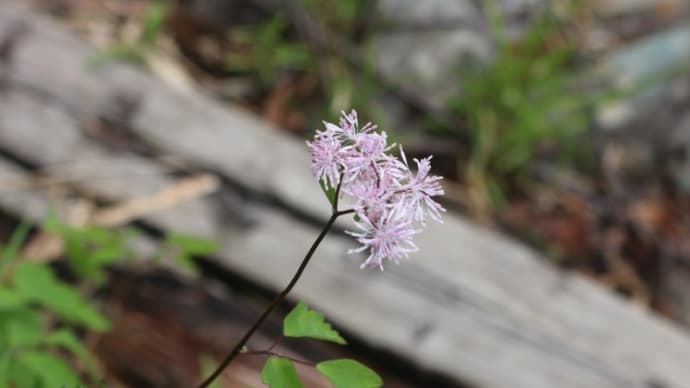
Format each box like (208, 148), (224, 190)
(139, 0), (169, 47)
(261, 356), (303, 388)
(5, 310), (42, 347)
(0, 287), (27, 311)
(17, 351), (80, 387)
(13, 262), (110, 331)
(45, 329), (84, 353)
(166, 233), (220, 256)
(0, 221), (31, 275)
(0, 352), (10, 388)
(165, 233), (220, 273)
(316, 359), (383, 388)
(319, 179), (337, 208)
(45, 217), (133, 283)
(283, 302), (346, 345)
(6, 360), (39, 388)
(45, 329), (99, 378)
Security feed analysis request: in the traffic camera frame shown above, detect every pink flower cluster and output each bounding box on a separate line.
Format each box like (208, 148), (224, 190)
(307, 110), (445, 270)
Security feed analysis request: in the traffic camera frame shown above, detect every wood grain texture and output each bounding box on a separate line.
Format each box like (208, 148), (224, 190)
(2, 2), (690, 387)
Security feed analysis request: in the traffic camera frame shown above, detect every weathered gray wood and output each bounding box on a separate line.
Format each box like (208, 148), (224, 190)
(0, 3), (328, 221)
(2, 3), (690, 388)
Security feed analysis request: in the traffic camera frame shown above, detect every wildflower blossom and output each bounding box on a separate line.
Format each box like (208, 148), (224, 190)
(306, 126), (349, 188)
(307, 110), (445, 269)
(398, 151), (446, 225)
(347, 207), (419, 270)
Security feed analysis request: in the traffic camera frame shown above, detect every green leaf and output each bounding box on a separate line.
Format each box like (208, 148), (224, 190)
(316, 359), (382, 388)
(261, 356), (303, 388)
(275, 44), (312, 68)
(319, 180), (337, 208)
(0, 287), (27, 311)
(0, 221), (31, 276)
(166, 233), (219, 256)
(0, 352), (11, 388)
(42, 213), (63, 232)
(140, 0), (169, 47)
(12, 261), (55, 288)
(6, 358), (38, 388)
(45, 329), (85, 355)
(46, 328), (98, 378)
(283, 302), (346, 345)
(165, 233), (219, 272)
(45, 217), (131, 281)
(82, 245), (123, 282)
(13, 263), (110, 331)
(4, 309), (42, 347)
(17, 350), (80, 387)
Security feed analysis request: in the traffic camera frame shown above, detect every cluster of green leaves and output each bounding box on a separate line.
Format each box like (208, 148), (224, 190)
(0, 223), (110, 387)
(44, 215), (217, 277)
(449, 3), (597, 203)
(0, 215), (220, 387)
(224, 1), (379, 118)
(90, 0), (169, 67)
(221, 15), (314, 86)
(234, 0), (368, 84)
(45, 218), (135, 284)
(261, 302), (382, 388)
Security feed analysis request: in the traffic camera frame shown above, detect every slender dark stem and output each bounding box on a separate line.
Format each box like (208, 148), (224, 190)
(335, 209), (355, 217)
(197, 210), (346, 387)
(332, 176), (344, 212)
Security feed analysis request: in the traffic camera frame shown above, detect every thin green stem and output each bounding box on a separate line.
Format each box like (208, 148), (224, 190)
(197, 209), (349, 387)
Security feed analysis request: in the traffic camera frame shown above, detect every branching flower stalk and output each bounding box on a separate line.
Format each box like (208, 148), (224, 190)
(198, 110), (444, 387)
(197, 191), (352, 388)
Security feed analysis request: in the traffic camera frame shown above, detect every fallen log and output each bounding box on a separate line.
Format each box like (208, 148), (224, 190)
(2, 2), (690, 388)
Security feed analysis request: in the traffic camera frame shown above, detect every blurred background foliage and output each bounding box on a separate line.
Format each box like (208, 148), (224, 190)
(88, 0), (674, 210)
(451, 2), (596, 210)
(0, 215), (218, 386)
(1, 221), (111, 387)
